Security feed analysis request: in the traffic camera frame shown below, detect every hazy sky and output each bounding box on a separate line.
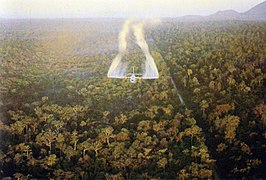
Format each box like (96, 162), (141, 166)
(0, 0), (265, 18)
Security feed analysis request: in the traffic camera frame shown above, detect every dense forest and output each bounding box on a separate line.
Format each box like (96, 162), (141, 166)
(0, 19), (265, 179)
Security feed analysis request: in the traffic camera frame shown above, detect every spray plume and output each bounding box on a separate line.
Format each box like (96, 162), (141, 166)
(107, 19), (159, 79)
(133, 22), (159, 78)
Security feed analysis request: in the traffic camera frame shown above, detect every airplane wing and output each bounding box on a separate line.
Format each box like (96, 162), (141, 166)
(127, 73), (142, 76)
(108, 75), (142, 79)
(126, 73), (142, 77)
(124, 76), (143, 79)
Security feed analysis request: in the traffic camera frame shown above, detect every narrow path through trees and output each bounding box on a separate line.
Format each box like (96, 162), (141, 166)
(170, 76), (186, 107)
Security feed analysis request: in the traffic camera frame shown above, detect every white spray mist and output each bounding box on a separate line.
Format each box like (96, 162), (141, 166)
(107, 19), (159, 79)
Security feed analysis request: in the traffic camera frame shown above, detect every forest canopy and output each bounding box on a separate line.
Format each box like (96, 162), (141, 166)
(0, 19), (265, 179)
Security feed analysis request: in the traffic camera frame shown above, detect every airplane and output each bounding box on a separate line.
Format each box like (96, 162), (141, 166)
(128, 67), (142, 83)
(107, 66), (146, 83)
(130, 72), (136, 83)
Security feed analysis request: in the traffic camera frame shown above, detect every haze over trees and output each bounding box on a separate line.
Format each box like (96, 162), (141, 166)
(0, 16), (265, 179)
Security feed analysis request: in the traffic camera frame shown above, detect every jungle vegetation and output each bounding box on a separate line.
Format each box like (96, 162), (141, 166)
(0, 19), (265, 179)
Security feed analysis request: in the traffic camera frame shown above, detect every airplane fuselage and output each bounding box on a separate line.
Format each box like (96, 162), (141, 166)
(130, 73), (136, 83)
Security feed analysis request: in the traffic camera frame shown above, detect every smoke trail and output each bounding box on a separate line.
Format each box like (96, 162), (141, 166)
(118, 19), (131, 53)
(133, 22), (159, 79)
(108, 19), (159, 79)
(107, 20), (131, 78)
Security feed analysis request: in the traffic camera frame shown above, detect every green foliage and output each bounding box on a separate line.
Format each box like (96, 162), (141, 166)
(154, 20), (265, 179)
(0, 19), (265, 179)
